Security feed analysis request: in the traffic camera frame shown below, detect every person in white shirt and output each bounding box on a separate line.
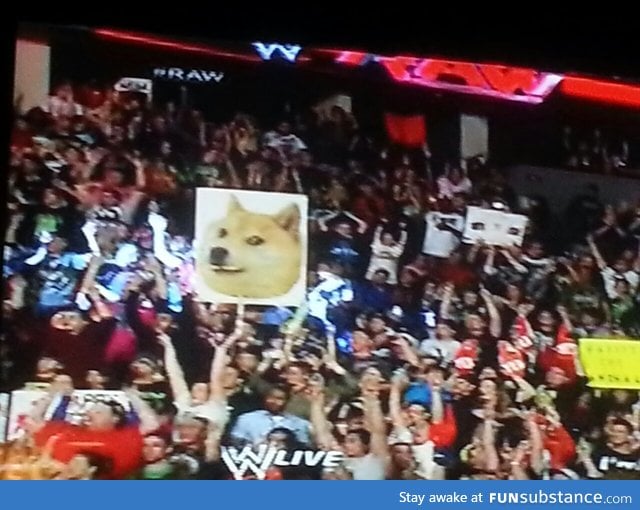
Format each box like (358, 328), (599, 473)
(420, 321), (461, 365)
(587, 234), (639, 299)
(156, 317), (245, 461)
(41, 82), (83, 118)
(309, 379), (388, 480)
(263, 121), (307, 156)
(366, 222), (408, 285)
(437, 165), (472, 200)
(307, 264), (354, 330)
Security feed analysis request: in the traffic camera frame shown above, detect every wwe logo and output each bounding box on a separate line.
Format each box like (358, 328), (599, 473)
(221, 446), (343, 480)
(253, 43), (302, 63)
(221, 445), (277, 480)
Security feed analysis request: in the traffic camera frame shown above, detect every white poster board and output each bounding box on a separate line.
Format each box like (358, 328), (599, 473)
(114, 77), (153, 96)
(194, 189), (308, 305)
(460, 114), (488, 160)
(0, 393), (8, 443)
(462, 206), (528, 246)
(422, 212), (465, 258)
(7, 390), (47, 440)
(57, 390), (131, 426)
(7, 389), (131, 440)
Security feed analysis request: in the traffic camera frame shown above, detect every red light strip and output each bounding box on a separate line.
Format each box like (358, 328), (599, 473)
(93, 31), (640, 109)
(93, 29), (262, 63)
(331, 50), (640, 109)
(561, 77), (640, 109)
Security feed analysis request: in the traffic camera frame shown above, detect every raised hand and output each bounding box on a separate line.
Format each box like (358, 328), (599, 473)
(479, 286), (493, 301)
(443, 282), (455, 297)
(307, 373), (326, 400)
(324, 359), (346, 376)
(148, 212), (168, 232)
(517, 303), (536, 317)
(391, 368), (410, 390)
(157, 332), (172, 348)
(512, 440), (530, 465)
(81, 220), (98, 237)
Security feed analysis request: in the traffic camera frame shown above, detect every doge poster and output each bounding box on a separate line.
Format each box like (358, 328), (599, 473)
(194, 189), (308, 305)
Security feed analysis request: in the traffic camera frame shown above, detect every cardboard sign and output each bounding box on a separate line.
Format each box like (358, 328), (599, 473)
(194, 189), (308, 305)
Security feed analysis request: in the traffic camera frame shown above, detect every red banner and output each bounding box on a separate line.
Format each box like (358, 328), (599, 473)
(384, 114), (427, 148)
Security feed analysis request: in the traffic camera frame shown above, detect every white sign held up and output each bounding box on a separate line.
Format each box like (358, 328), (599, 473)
(462, 206), (528, 246)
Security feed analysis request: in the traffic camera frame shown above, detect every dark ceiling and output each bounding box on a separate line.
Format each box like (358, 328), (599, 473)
(7, 13), (639, 82)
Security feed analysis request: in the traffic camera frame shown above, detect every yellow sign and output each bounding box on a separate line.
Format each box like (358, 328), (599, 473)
(579, 338), (640, 389)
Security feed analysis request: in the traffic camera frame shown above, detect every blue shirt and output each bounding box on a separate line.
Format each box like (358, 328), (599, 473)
(328, 239), (360, 266)
(36, 253), (89, 308)
(354, 281), (392, 313)
(261, 307), (294, 326)
(230, 410), (311, 446)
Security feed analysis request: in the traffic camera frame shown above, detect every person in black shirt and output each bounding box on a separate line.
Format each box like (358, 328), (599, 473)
(591, 418), (640, 480)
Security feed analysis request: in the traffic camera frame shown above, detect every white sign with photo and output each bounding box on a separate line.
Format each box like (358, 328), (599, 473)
(114, 77), (153, 95)
(422, 212), (465, 258)
(194, 189), (308, 305)
(462, 206), (528, 246)
(7, 390), (131, 440)
(55, 390), (132, 426)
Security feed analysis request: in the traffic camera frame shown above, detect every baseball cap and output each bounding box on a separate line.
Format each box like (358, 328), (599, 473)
(403, 383), (431, 408)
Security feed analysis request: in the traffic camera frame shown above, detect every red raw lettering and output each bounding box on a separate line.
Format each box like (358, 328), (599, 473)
(480, 65), (540, 95)
(378, 56), (417, 81)
(336, 51), (369, 66)
(415, 59), (488, 88)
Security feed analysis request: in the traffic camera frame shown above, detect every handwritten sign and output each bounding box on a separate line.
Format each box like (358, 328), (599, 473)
(579, 338), (640, 389)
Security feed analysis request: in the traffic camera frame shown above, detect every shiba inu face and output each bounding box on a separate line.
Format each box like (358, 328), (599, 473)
(197, 195), (301, 298)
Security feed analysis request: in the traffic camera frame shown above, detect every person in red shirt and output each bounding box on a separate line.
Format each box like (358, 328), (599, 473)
(11, 117), (34, 151)
(351, 180), (387, 229)
(390, 370), (457, 450)
(437, 251), (477, 289)
(26, 385), (160, 479)
(538, 414), (576, 471)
